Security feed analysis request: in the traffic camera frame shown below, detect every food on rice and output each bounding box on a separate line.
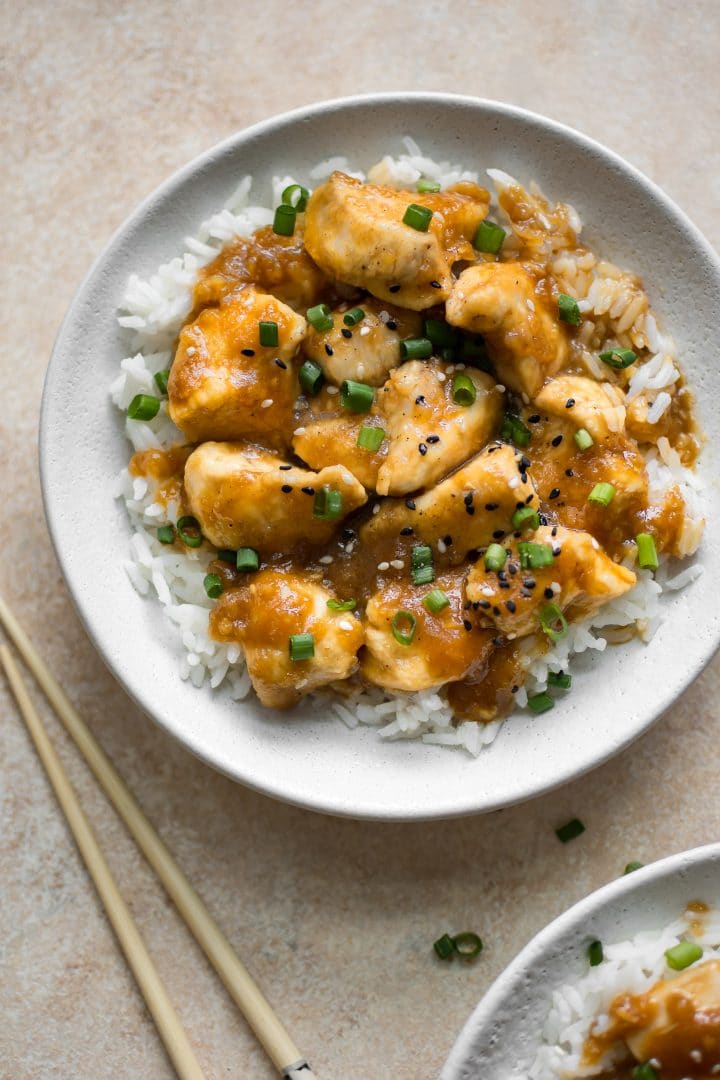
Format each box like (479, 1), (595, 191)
(111, 140), (704, 752)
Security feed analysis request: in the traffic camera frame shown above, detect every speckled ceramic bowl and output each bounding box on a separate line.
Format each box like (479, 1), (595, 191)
(441, 842), (720, 1078)
(40, 94), (720, 820)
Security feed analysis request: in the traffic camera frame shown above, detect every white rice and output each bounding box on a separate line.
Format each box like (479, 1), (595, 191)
(110, 140), (703, 755)
(530, 906), (720, 1078)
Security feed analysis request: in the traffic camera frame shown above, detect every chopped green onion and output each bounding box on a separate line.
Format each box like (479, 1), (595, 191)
(528, 692), (554, 715)
(259, 320), (279, 347)
(411, 544), (433, 569)
(412, 564), (435, 586)
(484, 544), (507, 572)
(203, 573), (223, 599)
(547, 671), (572, 690)
(512, 506), (540, 531)
(599, 347), (637, 369)
(306, 303), (334, 333)
(556, 818), (585, 843)
(343, 307), (365, 327)
(327, 598), (357, 612)
(217, 549), (236, 564)
(423, 588), (450, 614)
(281, 183), (310, 211)
(289, 633), (314, 661)
(631, 1065), (658, 1080)
(157, 524), (175, 544)
(313, 485), (343, 520)
(588, 482), (616, 507)
(588, 940), (604, 966)
(539, 602), (568, 643)
(461, 336), (489, 362)
(417, 178), (441, 194)
(402, 203), (433, 232)
(635, 533), (658, 571)
(452, 372), (477, 407)
(433, 933), (455, 960)
(236, 547), (260, 572)
(399, 337), (433, 360)
(558, 293), (581, 326)
(473, 219), (506, 255)
(391, 610), (417, 646)
(299, 359), (324, 396)
(574, 428), (594, 451)
(500, 414), (531, 448)
(154, 369), (170, 396)
(272, 203), (296, 236)
(452, 932), (483, 959)
(665, 941), (703, 971)
(423, 319), (457, 348)
(176, 515), (203, 548)
(518, 542), (555, 570)
(624, 861), (644, 875)
(357, 425), (385, 452)
(340, 379), (374, 413)
(127, 394), (160, 421)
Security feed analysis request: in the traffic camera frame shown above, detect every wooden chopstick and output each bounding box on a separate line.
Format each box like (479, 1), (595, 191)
(0, 595), (316, 1080)
(0, 645), (206, 1080)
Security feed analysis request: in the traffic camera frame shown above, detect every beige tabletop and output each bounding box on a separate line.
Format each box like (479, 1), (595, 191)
(2, 3), (719, 1077)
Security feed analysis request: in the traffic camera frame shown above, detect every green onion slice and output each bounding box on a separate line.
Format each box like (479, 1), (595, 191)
(528, 692), (554, 715)
(473, 219), (506, 254)
(417, 178), (441, 193)
(272, 203), (296, 236)
(154, 369), (170, 396)
(127, 394), (160, 421)
(452, 372), (477, 407)
(422, 588), (450, 614)
(259, 320), (279, 347)
(423, 319), (457, 348)
(631, 1064), (658, 1080)
(343, 307), (365, 327)
(624, 861), (644, 875)
(313, 485), (343, 520)
(176, 515), (203, 548)
(500, 414), (531, 448)
(217, 549), (236, 564)
(391, 610), (417, 646)
(599, 347), (637, 369)
(236, 547), (260, 572)
(327, 598), (357, 612)
(399, 337), (433, 360)
(635, 533), (658, 571)
(512, 506), (540, 532)
(411, 544), (433, 569)
(547, 671), (572, 690)
(340, 379), (374, 413)
(289, 633), (314, 661)
(299, 359), (325, 396)
(402, 203), (433, 232)
(306, 303), (334, 333)
(281, 183), (310, 211)
(558, 293), (581, 326)
(433, 933), (455, 960)
(484, 543), (507, 572)
(588, 482), (616, 507)
(574, 428), (594, 451)
(588, 940), (604, 966)
(539, 602), (568, 643)
(555, 818), (585, 843)
(412, 564), (435, 586)
(518, 542), (554, 570)
(357, 425), (385, 452)
(156, 524), (175, 544)
(203, 573), (223, 599)
(665, 941), (703, 971)
(452, 932), (483, 959)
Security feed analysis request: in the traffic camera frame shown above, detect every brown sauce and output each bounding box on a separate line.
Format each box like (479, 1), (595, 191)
(129, 445), (191, 511)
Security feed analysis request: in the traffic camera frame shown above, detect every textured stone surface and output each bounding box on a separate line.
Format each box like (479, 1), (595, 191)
(1, 2), (719, 1077)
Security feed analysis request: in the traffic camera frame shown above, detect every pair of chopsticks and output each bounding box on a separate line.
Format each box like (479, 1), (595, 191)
(0, 594), (317, 1080)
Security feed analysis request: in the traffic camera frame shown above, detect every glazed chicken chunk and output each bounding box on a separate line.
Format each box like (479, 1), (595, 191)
(168, 285), (306, 449)
(292, 390), (386, 491)
(534, 374), (627, 441)
(446, 263), (567, 398)
(302, 297), (421, 386)
(304, 172), (490, 310)
(210, 569), (365, 708)
(183, 441), (367, 552)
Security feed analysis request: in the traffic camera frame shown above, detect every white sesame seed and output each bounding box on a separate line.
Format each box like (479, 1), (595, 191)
(372, 503), (380, 515)
(508, 476), (520, 489)
(338, 619), (354, 631)
(296, 678), (308, 690)
(507, 632), (517, 640)
(591, 538), (600, 550)
(526, 298), (535, 312)
(521, 392), (530, 404)
(261, 398), (273, 408)
(186, 347), (196, 356)
(326, 385), (339, 395)
(495, 384), (506, 392)
(690, 1050), (703, 1064)
(377, 561), (390, 571)
(446, 364), (455, 373)
(436, 372), (447, 382)
(390, 559), (404, 570)
(455, 362), (466, 370)
(319, 555), (334, 564)
(551, 581), (561, 594)
(481, 585), (494, 597)
(344, 541), (355, 553)
(356, 363), (365, 377)
(294, 426), (306, 435)
(437, 539), (447, 553)
(359, 326), (371, 336)
(379, 310), (390, 324)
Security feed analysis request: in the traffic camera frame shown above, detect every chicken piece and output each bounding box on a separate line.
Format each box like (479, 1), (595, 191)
(191, 226), (331, 315)
(183, 441), (367, 552)
(293, 400), (385, 491)
(304, 172), (490, 310)
(168, 286), (306, 449)
(375, 360), (503, 496)
(303, 297), (421, 386)
(466, 524), (636, 638)
(361, 574), (494, 692)
(446, 263), (567, 398)
(210, 569), (364, 708)
(534, 375), (626, 441)
(361, 443), (536, 560)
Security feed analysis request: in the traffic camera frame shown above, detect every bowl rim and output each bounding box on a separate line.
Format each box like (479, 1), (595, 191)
(39, 92), (720, 820)
(442, 840), (720, 1077)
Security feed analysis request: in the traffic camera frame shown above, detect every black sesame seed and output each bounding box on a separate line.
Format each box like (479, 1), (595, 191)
(511, 685), (519, 694)
(478, 600), (491, 609)
(301, 486), (315, 495)
(279, 464), (292, 471)
(427, 435), (440, 444)
(389, 284), (401, 293)
(325, 344), (334, 356)
(444, 535), (453, 546)
(565, 398), (576, 409)
(341, 328), (352, 339)
(508, 563), (518, 575)
(492, 529), (505, 539)
(505, 600), (517, 613)
(544, 587), (554, 599)
(275, 359), (287, 369)
(465, 504), (475, 516)
(463, 619), (473, 632)
(464, 493), (474, 506)
(516, 500), (527, 510)
(551, 434), (563, 447)
(528, 414), (541, 424)
(492, 606), (501, 616)
(281, 484), (293, 493)
(499, 580), (510, 589)
(493, 637), (503, 647)
(553, 547), (562, 556)
(538, 514), (548, 526)
(485, 502), (499, 511)
(241, 348), (255, 357)
(521, 475), (528, 484)
(419, 443), (428, 456)
(523, 578), (536, 589)
(415, 395), (427, 405)
(400, 526), (414, 536)
(551, 526), (558, 537)
(463, 600), (472, 610)
(430, 280), (442, 289)
(386, 319), (398, 330)
(341, 528), (356, 541)
(405, 499), (416, 510)
(565, 468), (574, 477)
(549, 488), (561, 500)
(519, 589), (532, 598)
(525, 493), (534, 504)
(520, 455), (531, 470)
(467, 549), (479, 563)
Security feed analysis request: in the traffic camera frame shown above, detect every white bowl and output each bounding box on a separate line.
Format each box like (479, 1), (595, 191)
(441, 841), (720, 1077)
(40, 93), (720, 820)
